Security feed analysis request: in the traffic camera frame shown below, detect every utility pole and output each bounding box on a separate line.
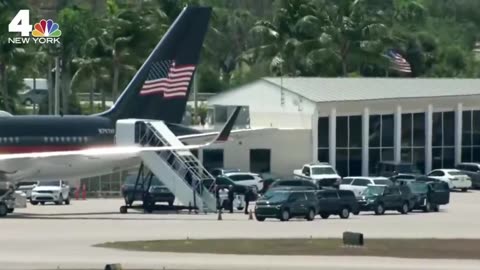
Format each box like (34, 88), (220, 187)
(54, 56), (60, 115)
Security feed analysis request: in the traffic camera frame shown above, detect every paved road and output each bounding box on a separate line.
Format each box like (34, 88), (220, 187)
(1, 191), (480, 269)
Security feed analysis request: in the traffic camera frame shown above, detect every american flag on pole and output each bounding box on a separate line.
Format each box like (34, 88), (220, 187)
(386, 50), (411, 73)
(139, 60), (196, 98)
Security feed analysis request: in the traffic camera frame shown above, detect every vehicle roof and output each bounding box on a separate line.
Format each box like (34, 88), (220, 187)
(306, 163), (333, 167)
(433, 169), (461, 172)
(344, 176), (389, 180)
(457, 163), (480, 166)
(223, 172), (258, 176)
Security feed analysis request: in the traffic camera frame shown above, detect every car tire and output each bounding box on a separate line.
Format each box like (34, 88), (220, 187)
(7, 208), (14, 214)
(168, 200), (174, 207)
(400, 202), (409, 214)
(339, 207), (350, 219)
(319, 212), (330, 219)
(374, 204), (385, 215)
(424, 201), (432, 213)
(65, 197), (70, 205)
(433, 204), (440, 212)
(279, 209), (290, 222)
(305, 208), (316, 221)
(119, 206), (127, 214)
(24, 98), (32, 106)
(255, 215), (266, 222)
(30, 200), (38, 205)
(461, 188), (468, 192)
(40, 202), (45, 205)
(237, 207), (244, 211)
(0, 204), (7, 217)
(55, 194), (63, 205)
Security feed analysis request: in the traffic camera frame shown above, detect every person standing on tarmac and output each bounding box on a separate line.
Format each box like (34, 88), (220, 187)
(244, 187), (256, 215)
(227, 184), (234, 213)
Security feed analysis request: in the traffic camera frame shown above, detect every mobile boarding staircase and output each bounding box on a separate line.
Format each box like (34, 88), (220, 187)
(116, 119), (218, 214)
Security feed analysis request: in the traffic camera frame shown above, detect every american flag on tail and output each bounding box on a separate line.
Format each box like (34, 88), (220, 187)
(386, 50), (411, 73)
(139, 60), (195, 98)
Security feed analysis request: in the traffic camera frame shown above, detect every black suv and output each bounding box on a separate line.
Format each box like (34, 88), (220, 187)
(376, 161), (421, 178)
(255, 190), (318, 222)
(121, 174), (175, 207)
(268, 179), (318, 191)
(397, 180), (450, 212)
(316, 189), (359, 219)
(358, 185), (411, 215)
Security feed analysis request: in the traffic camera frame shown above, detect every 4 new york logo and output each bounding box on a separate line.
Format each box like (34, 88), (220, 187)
(8, 10), (62, 44)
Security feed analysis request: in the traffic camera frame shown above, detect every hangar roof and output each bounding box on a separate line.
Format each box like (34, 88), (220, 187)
(263, 77), (480, 103)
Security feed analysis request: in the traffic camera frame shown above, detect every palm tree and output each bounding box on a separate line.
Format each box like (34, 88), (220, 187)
(298, 0), (392, 76)
(71, 38), (106, 114)
(245, 0), (314, 76)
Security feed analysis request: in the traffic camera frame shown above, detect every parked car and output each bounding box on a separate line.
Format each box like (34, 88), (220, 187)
(222, 172), (263, 192)
(31, 180), (70, 205)
(121, 174), (175, 207)
(357, 185), (411, 215)
(254, 189), (318, 222)
(427, 169), (472, 192)
(19, 88), (48, 105)
(340, 177), (392, 197)
(293, 163), (341, 187)
(455, 163), (480, 189)
(210, 168), (241, 177)
(397, 180), (450, 212)
(15, 181), (39, 199)
(316, 189), (359, 219)
(375, 161), (421, 178)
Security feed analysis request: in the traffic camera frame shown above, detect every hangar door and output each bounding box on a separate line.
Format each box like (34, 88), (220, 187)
(250, 149), (271, 173)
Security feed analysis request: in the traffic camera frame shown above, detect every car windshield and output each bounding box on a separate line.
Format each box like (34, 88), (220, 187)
(373, 179), (391, 185)
(311, 167), (335, 175)
(448, 171), (466, 176)
(17, 181), (37, 187)
(362, 186), (385, 196)
(38, 180), (60, 186)
(262, 190), (290, 203)
(341, 179), (353, 184)
(408, 182), (428, 194)
(228, 174), (255, 181)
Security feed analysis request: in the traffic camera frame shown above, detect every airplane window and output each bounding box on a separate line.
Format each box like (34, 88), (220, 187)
(56, 137), (59, 142)
(84, 137), (88, 142)
(9, 137), (13, 143)
(15, 137), (19, 143)
(67, 137), (71, 142)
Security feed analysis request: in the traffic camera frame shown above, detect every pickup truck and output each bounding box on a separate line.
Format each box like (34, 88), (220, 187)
(293, 163), (341, 188)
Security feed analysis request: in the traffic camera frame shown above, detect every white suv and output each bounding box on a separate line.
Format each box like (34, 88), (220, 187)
(31, 180), (70, 205)
(223, 172), (263, 192)
(340, 177), (392, 197)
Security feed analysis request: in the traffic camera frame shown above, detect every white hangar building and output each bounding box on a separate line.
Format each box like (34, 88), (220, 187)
(204, 77), (480, 178)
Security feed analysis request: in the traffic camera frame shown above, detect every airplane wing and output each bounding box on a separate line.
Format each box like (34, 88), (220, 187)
(177, 127), (277, 145)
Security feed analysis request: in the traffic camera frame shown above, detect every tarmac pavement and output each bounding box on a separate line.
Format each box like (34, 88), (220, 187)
(1, 191), (480, 270)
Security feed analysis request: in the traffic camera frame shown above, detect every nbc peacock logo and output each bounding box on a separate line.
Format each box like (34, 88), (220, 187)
(7, 10), (61, 45)
(32, 19), (62, 38)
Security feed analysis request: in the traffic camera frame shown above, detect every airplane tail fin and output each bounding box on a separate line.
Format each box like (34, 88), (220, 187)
(97, 6), (212, 123)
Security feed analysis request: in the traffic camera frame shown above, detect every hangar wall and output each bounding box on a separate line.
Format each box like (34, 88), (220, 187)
(204, 129), (312, 177)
